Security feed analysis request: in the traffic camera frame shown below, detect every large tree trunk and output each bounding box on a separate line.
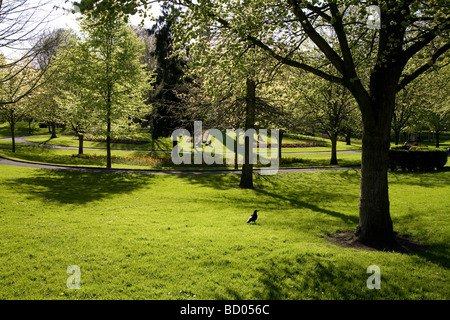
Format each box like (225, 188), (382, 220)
(330, 133), (338, 165)
(106, 97), (112, 169)
(78, 134), (84, 155)
(435, 131), (440, 148)
(356, 84), (397, 247)
(106, 119), (112, 169)
(10, 121), (15, 153)
(394, 129), (400, 145)
(106, 80), (112, 169)
(278, 129), (284, 163)
(239, 77), (256, 189)
(345, 130), (351, 145)
(234, 137), (238, 170)
(240, 136), (254, 188)
(51, 121), (57, 139)
(357, 128), (394, 246)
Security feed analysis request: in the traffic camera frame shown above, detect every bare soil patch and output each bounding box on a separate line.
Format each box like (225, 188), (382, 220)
(326, 231), (429, 253)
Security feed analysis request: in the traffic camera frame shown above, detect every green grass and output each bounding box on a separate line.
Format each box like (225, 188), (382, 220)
(0, 122), (61, 138)
(0, 165), (448, 300)
(23, 134), (173, 151)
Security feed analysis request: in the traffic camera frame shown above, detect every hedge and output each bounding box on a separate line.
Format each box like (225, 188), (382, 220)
(389, 147), (448, 171)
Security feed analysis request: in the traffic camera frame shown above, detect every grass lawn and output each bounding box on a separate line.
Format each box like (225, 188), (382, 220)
(0, 165), (448, 300)
(23, 133), (173, 152)
(0, 122), (67, 139)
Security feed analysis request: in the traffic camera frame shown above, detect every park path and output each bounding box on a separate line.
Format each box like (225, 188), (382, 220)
(0, 135), (362, 154)
(0, 135), (362, 174)
(0, 156), (361, 175)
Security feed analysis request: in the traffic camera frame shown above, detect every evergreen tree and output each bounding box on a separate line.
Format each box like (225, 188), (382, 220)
(147, 5), (188, 139)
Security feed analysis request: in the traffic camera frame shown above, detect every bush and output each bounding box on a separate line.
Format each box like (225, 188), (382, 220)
(389, 147), (448, 171)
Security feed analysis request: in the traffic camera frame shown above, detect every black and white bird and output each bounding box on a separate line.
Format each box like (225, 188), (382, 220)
(246, 210), (258, 224)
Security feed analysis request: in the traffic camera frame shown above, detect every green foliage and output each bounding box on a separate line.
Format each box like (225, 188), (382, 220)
(147, 5), (188, 138)
(389, 147), (448, 171)
(79, 14), (152, 133)
(51, 31), (100, 136)
(415, 65), (450, 134)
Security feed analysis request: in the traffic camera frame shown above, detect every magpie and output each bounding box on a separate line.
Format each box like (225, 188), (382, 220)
(246, 210), (258, 224)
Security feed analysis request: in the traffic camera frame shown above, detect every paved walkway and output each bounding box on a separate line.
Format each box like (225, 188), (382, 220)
(0, 156), (361, 175)
(0, 135), (362, 154)
(0, 135), (362, 175)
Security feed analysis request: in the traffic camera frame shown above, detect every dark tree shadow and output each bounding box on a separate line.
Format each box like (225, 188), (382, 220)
(232, 254), (379, 300)
(4, 168), (153, 205)
(388, 169), (450, 188)
(175, 170), (360, 226)
(252, 187), (359, 225)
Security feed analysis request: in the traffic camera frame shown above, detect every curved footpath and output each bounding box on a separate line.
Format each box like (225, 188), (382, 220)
(0, 135), (362, 175)
(0, 156), (361, 175)
(0, 135), (363, 155)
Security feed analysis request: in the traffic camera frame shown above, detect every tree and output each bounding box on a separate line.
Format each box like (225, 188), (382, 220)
(0, 59), (36, 152)
(0, 0), (54, 106)
(391, 85), (417, 145)
(75, 0), (450, 247)
(79, 13), (151, 168)
(52, 33), (100, 155)
(146, 5), (188, 139)
(290, 70), (357, 165)
(174, 0), (450, 247)
(173, 11), (292, 188)
(415, 65), (450, 148)
(26, 29), (71, 139)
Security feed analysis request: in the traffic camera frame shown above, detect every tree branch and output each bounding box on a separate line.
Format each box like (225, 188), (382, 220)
(401, 22), (449, 63)
(287, 0), (345, 76)
(398, 42), (450, 91)
(245, 34), (343, 84)
(208, 11), (344, 84)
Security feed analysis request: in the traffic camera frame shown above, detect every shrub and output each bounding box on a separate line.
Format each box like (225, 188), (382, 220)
(389, 147), (448, 171)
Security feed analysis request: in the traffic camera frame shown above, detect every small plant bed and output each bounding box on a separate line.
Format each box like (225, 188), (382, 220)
(83, 136), (150, 145)
(257, 141), (324, 148)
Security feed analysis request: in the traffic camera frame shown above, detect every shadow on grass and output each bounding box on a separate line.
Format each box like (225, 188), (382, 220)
(4, 169), (153, 205)
(392, 214), (450, 269)
(253, 187), (359, 225)
(177, 170), (360, 225)
(388, 169), (450, 188)
(416, 246), (450, 269)
(214, 255), (380, 300)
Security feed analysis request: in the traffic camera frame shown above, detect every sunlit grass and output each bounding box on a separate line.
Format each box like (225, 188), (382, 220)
(0, 166), (448, 299)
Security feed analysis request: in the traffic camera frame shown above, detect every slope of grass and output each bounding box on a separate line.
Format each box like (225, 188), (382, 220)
(0, 165), (448, 300)
(0, 122), (68, 139)
(23, 134), (173, 151)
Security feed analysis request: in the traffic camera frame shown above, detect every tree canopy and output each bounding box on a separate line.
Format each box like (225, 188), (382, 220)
(48, 0), (450, 246)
